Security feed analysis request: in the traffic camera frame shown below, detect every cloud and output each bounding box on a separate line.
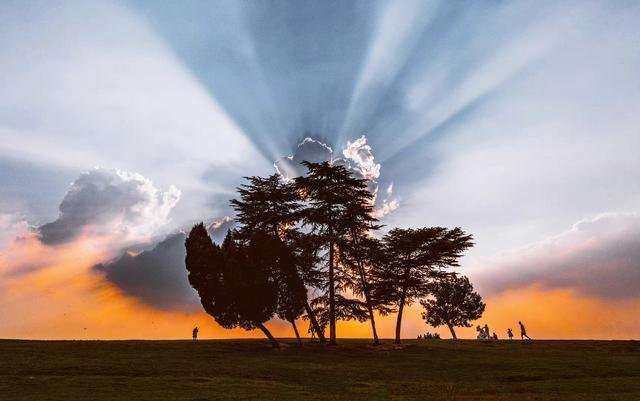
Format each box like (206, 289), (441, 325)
(94, 232), (197, 311)
(274, 138), (333, 179)
(0, 213), (28, 248)
(342, 135), (381, 181)
(93, 216), (235, 310)
(274, 136), (399, 218)
(39, 168), (180, 245)
(475, 213), (640, 300)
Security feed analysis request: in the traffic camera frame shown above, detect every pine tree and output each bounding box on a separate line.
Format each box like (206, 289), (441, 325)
(295, 161), (379, 345)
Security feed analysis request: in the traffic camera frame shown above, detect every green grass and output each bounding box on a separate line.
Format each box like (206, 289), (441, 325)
(1, 339), (639, 400)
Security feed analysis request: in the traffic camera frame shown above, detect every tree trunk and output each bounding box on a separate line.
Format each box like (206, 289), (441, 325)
(291, 320), (302, 346)
(394, 296), (406, 344)
(394, 268), (411, 344)
(304, 300), (326, 343)
(367, 303), (380, 346)
(447, 323), (457, 340)
(256, 322), (279, 348)
(354, 248), (379, 346)
(328, 230), (336, 345)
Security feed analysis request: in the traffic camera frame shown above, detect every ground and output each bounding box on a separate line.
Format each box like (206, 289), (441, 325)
(1, 339), (639, 400)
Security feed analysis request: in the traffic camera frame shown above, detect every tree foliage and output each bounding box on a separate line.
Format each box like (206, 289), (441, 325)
(295, 161), (379, 344)
(185, 227), (280, 347)
(377, 227), (474, 343)
(184, 158), (480, 346)
(421, 275), (485, 339)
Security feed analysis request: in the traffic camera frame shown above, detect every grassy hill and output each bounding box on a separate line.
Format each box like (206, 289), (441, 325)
(1, 339), (639, 400)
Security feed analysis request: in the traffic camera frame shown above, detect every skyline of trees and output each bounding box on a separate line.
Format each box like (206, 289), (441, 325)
(185, 161), (482, 347)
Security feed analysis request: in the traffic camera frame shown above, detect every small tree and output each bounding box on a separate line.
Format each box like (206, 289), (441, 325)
(421, 275), (485, 339)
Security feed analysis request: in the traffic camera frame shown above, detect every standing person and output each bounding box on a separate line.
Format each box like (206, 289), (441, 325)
(518, 321), (531, 340)
(483, 324), (490, 339)
(192, 326), (199, 340)
(507, 328), (514, 340)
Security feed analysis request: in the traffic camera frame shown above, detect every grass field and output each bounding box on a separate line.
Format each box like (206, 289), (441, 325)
(1, 339), (639, 400)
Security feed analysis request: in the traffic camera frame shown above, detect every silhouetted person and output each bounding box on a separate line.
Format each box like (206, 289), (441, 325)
(518, 321), (531, 340)
(492, 332), (498, 340)
(192, 326), (199, 340)
(507, 328), (514, 340)
(483, 324), (490, 338)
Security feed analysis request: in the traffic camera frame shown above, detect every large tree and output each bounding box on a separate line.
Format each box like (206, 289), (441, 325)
(421, 275), (485, 339)
(230, 174), (325, 342)
(337, 235), (392, 345)
(185, 226), (280, 348)
(295, 161), (378, 345)
(379, 227), (474, 344)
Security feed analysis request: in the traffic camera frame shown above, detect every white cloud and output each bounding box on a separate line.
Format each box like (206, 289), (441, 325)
(39, 168), (180, 245)
(0, 0), (268, 225)
(342, 135), (381, 181)
(275, 136), (399, 218)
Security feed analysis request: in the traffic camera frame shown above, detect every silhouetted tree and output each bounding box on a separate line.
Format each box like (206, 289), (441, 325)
(378, 227), (474, 344)
(295, 161), (378, 345)
(185, 227), (280, 348)
(338, 235), (393, 345)
(230, 174), (326, 343)
(420, 275), (485, 339)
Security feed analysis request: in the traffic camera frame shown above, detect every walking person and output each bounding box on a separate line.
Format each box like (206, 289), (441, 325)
(192, 326), (199, 340)
(518, 321), (531, 340)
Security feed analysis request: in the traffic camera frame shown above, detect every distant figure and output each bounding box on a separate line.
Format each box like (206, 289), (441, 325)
(483, 324), (490, 338)
(192, 326), (199, 340)
(492, 332), (498, 340)
(476, 325), (488, 340)
(507, 328), (514, 340)
(518, 321), (531, 340)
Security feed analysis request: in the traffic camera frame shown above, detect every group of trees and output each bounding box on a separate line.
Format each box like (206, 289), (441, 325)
(185, 161), (484, 347)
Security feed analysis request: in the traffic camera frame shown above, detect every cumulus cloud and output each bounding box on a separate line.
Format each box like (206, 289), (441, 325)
(274, 136), (399, 218)
(476, 213), (640, 300)
(342, 136), (381, 181)
(39, 168), (180, 245)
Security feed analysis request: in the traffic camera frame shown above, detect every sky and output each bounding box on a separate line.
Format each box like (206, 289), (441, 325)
(1, 0), (639, 340)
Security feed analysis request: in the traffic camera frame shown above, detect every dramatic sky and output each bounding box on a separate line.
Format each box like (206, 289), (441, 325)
(1, 0), (639, 340)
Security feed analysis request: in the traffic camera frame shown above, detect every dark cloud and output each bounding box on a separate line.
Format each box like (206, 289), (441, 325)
(477, 213), (640, 300)
(39, 168), (179, 245)
(94, 217), (236, 311)
(274, 137), (333, 179)
(95, 232), (197, 310)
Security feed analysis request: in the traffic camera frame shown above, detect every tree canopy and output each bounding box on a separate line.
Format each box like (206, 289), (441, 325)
(184, 159), (480, 346)
(421, 274), (485, 339)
